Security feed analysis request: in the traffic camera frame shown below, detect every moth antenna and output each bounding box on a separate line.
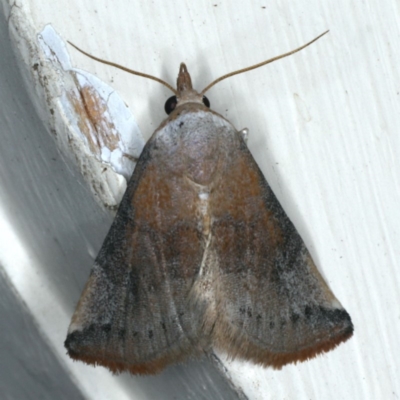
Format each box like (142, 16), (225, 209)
(201, 30), (329, 94)
(67, 41), (178, 95)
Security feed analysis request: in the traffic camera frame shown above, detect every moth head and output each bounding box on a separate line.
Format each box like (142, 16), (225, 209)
(164, 63), (211, 114)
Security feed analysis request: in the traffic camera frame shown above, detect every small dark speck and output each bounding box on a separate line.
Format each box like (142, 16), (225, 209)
(262, 6), (266, 8)
(269, 321), (275, 329)
(33, 63), (39, 71)
(290, 313), (300, 323)
(179, 121), (184, 127)
(148, 330), (154, 339)
(118, 329), (126, 339)
(247, 308), (253, 318)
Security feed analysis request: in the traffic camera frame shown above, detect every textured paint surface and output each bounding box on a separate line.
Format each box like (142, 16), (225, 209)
(38, 25), (144, 205)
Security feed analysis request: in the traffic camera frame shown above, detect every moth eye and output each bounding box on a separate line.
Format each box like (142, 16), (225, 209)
(164, 96), (178, 115)
(202, 95), (210, 108)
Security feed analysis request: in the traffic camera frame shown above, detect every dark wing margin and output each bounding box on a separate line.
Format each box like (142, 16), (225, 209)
(210, 133), (353, 368)
(65, 139), (208, 374)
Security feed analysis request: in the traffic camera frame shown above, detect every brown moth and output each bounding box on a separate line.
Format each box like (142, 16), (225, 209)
(65, 31), (353, 375)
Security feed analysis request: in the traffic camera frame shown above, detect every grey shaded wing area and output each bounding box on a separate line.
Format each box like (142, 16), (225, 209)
(209, 132), (353, 368)
(65, 126), (210, 374)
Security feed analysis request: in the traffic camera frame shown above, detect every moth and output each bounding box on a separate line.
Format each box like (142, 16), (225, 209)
(65, 31), (353, 375)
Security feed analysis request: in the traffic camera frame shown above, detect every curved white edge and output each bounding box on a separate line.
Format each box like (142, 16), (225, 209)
(10, 13), (145, 209)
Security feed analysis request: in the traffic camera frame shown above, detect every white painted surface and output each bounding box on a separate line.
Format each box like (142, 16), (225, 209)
(0, 0), (399, 399)
(38, 25), (144, 181)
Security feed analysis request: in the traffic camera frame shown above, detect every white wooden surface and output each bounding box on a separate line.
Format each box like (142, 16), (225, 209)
(1, 0), (399, 399)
